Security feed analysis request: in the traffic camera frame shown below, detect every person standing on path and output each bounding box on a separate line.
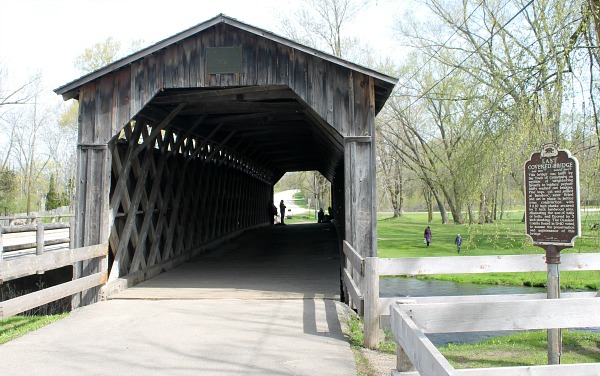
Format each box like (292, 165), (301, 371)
(424, 226), (432, 248)
(279, 200), (287, 225)
(455, 234), (462, 253)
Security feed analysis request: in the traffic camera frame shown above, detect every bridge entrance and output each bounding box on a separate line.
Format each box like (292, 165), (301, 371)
(54, 14), (397, 336)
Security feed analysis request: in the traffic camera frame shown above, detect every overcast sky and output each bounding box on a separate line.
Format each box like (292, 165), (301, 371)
(0, 0), (403, 105)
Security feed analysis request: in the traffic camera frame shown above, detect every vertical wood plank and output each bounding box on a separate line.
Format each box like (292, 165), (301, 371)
(0, 228), (4, 264)
(36, 218), (44, 256)
(364, 257), (380, 348)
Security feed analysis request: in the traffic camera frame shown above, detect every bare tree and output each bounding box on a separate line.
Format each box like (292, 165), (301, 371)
(277, 0), (370, 59)
(13, 95), (53, 215)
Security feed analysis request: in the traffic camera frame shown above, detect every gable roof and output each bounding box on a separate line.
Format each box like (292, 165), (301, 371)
(54, 14), (398, 101)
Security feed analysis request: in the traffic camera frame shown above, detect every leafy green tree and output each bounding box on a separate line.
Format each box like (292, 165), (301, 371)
(0, 168), (17, 211)
(45, 173), (60, 210)
(73, 37), (121, 74)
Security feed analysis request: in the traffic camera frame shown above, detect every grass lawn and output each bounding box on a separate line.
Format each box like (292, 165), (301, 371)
(0, 314), (67, 345)
(441, 330), (600, 368)
(377, 211), (600, 290)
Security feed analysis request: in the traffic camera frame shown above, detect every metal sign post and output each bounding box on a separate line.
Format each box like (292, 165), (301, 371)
(524, 143), (581, 365)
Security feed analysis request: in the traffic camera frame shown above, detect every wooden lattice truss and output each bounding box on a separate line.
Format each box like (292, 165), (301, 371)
(108, 111), (272, 281)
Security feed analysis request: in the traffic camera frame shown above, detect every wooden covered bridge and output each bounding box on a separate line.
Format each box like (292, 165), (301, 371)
(2, 14), (600, 375)
(53, 14), (396, 341)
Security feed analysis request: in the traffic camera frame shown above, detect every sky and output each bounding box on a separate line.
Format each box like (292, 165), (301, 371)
(0, 0), (405, 106)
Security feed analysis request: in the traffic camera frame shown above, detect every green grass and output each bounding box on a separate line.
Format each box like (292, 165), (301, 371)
(441, 330), (600, 368)
(0, 314), (67, 345)
(377, 211), (600, 290)
(347, 314), (600, 371)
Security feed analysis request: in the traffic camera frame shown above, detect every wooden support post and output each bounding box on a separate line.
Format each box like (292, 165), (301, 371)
(36, 218), (44, 256)
(36, 218), (45, 275)
(547, 245), (562, 365)
(396, 339), (416, 372)
(69, 216), (75, 250)
(364, 257), (380, 349)
(394, 299), (417, 372)
(0, 228), (3, 265)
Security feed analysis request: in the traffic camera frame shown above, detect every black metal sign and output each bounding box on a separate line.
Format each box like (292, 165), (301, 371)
(206, 46), (242, 74)
(525, 144), (581, 246)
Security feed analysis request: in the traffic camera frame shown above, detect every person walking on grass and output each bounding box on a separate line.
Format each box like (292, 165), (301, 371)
(455, 234), (462, 253)
(424, 226), (432, 248)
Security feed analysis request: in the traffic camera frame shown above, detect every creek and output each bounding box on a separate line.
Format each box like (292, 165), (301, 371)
(380, 277), (599, 346)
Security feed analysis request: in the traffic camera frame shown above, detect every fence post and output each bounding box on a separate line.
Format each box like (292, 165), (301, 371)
(395, 299), (417, 372)
(396, 340), (416, 372)
(364, 256), (380, 349)
(0, 227), (3, 264)
(36, 218), (45, 275)
(69, 216), (75, 249)
(36, 217), (44, 256)
(547, 249), (562, 364)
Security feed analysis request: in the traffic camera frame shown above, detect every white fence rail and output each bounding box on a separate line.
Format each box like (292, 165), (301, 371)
(382, 252), (600, 375)
(390, 297), (600, 376)
(342, 240), (364, 313)
(0, 243), (108, 319)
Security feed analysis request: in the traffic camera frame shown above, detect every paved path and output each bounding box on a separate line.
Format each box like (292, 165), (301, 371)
(0, 224), (356, 376)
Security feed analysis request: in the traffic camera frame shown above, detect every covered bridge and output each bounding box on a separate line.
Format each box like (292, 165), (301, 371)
(54, 14), (397, 327)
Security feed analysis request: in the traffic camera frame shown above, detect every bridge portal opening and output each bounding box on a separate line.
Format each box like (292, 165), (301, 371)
(54, 15), (396, 306)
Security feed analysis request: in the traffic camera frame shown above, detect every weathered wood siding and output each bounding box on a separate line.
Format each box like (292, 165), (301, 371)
(73, 21), (381, 301)
(78, 24), (370, 141)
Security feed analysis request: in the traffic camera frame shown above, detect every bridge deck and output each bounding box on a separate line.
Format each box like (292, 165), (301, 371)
(1, 223), (357, 376)
(112, 223), (342, 300)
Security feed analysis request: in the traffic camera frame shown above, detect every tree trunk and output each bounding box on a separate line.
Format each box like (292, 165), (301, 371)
(499, 183), (505, 220)
(424, 187), (433, 223)
(432, 189), (448, 224)
(390, 177), (403, 218)
(478, 193), (486, 224)
(467, 202), (475, 224)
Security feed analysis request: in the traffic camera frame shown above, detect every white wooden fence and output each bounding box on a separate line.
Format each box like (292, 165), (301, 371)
(0, 216), (107, 319)
(0, 243), (108, 319)
(0, 219), (73, 262)
(380, 253), (600, 376)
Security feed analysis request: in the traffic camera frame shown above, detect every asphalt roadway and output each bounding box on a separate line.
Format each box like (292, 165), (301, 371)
(0, 223), (357, 376)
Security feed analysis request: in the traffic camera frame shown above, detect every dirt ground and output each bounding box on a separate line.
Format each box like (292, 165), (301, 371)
(361, 348), (397, 375)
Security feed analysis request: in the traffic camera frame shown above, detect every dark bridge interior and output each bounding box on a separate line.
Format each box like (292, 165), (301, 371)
(146, 86), (344, 183)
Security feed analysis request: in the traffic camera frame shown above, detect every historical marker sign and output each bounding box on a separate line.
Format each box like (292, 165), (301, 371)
(525, 144), (581, 246)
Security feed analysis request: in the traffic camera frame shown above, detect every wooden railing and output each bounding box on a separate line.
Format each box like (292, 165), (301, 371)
(341, 240), (379, 347)
(0, 219), (72, 260)
(342, 240), (364, 314)
(0, 214), (74, 226)
(382, 253), (600, 375)
(0, 243), (108, 319)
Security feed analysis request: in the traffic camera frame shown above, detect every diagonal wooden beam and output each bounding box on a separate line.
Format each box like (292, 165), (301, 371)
(187, 123), (224, 161)
(204, 131), (236, 164)
(130, 131), (173, 272)
(110, 121), (143, 219)
(133, 103), (185, 157)
(169, 115), (206, 157)
(108, 141), (155, 282)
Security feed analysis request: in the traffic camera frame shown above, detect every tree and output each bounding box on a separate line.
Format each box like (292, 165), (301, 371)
(73, 37), (122, 73)
(0, 168), (17, 212)
(277, 0), (370, 60)
(13, 94), (53, 215)
(389, 0), (600, 221)
(45, 173), (60, 210)
(0, 65), (40, 110)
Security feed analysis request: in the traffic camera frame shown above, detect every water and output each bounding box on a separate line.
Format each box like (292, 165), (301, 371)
(380, 277), (599, 346)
